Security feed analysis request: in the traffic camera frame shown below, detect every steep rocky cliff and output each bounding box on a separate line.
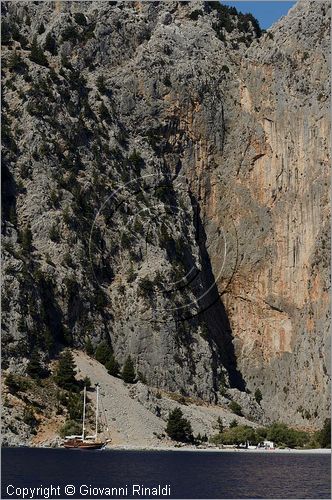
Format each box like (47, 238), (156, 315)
(2, 0), (330, 429)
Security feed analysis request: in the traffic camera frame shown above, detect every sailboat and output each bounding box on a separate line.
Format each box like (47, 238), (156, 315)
(63, 384), (110, 450)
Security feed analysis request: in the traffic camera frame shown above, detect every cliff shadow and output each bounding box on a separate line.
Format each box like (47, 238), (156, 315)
(189, 192), (246, 392)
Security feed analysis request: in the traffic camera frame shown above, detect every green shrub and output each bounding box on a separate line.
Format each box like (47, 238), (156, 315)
(23, 406), (38, 428)
(122, 355), (136, 384)
(267, 422), (310, 448)
(214, 425), (256, 446)
(153, 270), (164, 288)
(50, 189), (59, 207)
(74, 12), (87, 26)
(221, 65), (230, 73)
(81, 22), (96, 42)
(95, 288), (108, 310)
(163, 75), (171, 87)
(20, 225), (33, 253)
(229, 401), (243, 416)
(64, 276), (78, 298)
(128, 150), (143, 169)
(96, 75), (107, 93)
(99, 102), (111, 122)
(138, 277), (154, 299)
(133, 219), (144, 235)
(121, 232), (132, 250)
(229, 419), (238, 428)
(1, 19), (11, 45)
(318, 418), (331, 448)
(49, 223), (60, 242)
(62, 25), (79, 42)
(155, 185), (170, 204)
(189, 10), (203, 20)
(254, 388), (262, 405)
(166, 407), (193, 443)
(196, 432), (208, 443)
(126, 264), (137, 283)
(211, 422), (313, 449)
(5, 373), (29, 394)
(60, 54), (72, 69)
(62, 206), (71, 225)
(59, 419), (81, 438)
(304, 410), (311, 420)
(217, 416), (224, 433)
(62, 252), (74, 268)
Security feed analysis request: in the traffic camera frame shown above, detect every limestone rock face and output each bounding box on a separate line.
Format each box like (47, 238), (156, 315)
(2, 1), (330, 426)
(211, 0), (331, 425)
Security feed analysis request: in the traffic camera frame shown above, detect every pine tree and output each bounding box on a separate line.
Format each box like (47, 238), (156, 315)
(30, 35), (48, 66)
(49, 223), (60, 242)
(96, 75), (106, 93)
(20, 224), (33, 253)
(122, 355), (136, 383)
(85, 338), (94, 356)
(44, 327), (54, 355)
(54, 350), (77, 391)
(8, 50), (22, 70)
(8, 206), (17, 226)
(26, 350), (45, 379)
(38, 23), (45, 35)
(319, 419), (331, 448)
(106, 355), (120, 377)
(45, 33), (57, 55)
(95, 341), (112, 366)
(166, 407), (193, 443)
(82, 376), (91, 390)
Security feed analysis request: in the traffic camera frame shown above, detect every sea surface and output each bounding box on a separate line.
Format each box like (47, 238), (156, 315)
(1, 448), (331, 499)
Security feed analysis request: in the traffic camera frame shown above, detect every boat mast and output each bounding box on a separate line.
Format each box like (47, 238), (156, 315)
(82, 386), (86, 440)
(95, 384), (99, 439)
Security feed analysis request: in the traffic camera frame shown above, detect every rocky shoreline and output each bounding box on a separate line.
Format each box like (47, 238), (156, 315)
(3, 442), (330, 454)
(2, 352), (329, 451)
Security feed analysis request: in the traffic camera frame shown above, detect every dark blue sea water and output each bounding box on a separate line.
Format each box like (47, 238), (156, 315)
(1, 448), (330, 499)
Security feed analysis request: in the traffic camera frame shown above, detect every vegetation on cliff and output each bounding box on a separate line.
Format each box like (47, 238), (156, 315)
(1, 0), (330, 443)
(166, 407), (194, 443)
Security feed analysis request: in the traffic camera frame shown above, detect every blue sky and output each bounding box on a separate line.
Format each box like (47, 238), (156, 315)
(221, 1), (296, 30)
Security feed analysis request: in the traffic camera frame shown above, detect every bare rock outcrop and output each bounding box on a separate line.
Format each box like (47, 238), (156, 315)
(2, 1), (330, 429)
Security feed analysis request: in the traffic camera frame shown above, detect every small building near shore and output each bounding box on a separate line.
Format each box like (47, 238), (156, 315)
(260, 440), (275, 449)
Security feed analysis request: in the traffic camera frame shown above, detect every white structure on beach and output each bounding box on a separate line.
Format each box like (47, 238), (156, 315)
(261, 440), (275, 449)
